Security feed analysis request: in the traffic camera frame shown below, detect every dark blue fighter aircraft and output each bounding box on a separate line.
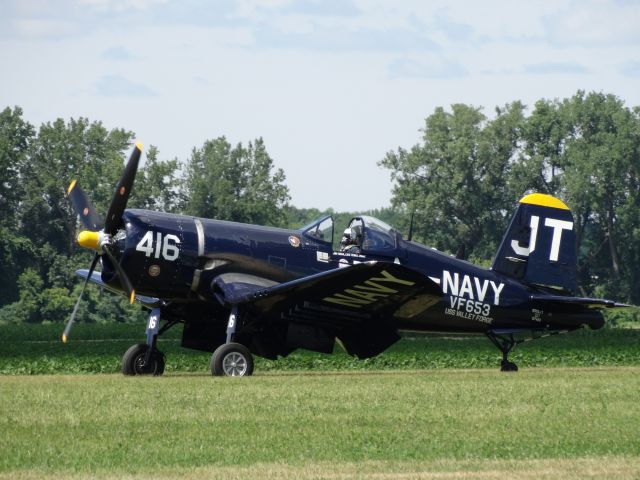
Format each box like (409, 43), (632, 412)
(63, 144), (627, 376)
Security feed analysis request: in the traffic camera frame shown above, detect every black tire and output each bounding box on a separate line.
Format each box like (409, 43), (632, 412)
(122, 343), (166, 376)
(500, 360), (518, 372)
(210, 343), (254, 377)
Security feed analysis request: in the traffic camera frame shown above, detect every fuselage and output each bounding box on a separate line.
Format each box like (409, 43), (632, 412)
(103, 209), (602, 334)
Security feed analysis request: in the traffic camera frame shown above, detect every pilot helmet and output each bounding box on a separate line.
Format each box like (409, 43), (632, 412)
(341, 228), (352, 245)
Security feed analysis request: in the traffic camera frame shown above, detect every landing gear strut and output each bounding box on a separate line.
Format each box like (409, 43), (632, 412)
(210, 307), (254, 377)
(486, 331), (521, 372)
(122, 307), (178, 376)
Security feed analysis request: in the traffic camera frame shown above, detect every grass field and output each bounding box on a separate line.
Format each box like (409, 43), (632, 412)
(1, 324), (639, 478)
(1, 368), (639, 479)
(1, 323), (640, 374)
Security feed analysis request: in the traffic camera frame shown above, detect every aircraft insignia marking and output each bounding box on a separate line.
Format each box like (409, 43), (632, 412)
(323, 269), (416, 308)
(136, 231), (180, 261)
(441, 270), (504, 306)
(511, 215), (573, 261)
(289, 235), (301, 248)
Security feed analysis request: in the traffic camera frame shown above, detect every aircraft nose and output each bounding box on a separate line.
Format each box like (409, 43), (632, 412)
(77, 230), (100, 251)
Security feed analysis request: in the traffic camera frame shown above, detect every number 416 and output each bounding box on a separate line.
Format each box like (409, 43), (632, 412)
(136, 231), (180, 261)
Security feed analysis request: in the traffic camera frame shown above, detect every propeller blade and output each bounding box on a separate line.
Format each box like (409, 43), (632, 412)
(67, 180), (104, 231)
(62, 253), (100, 343)
(104, 142), (143, 235)
(101, 245), (136, 304)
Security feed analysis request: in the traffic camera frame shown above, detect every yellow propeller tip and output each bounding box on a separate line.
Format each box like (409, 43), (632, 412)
(67, 180), (77, 195)
(62, 334), (68, 343)
(135, 141), (143, 151)
(129, 290), (136, 304)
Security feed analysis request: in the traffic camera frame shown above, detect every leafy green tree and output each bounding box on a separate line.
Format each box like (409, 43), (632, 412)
(129, 145), (182, 213)
(284, 205), (327, 229)
(0, 107), (36, 305)
(0, 106), (34, 226)
(559, 92), (640, 301)
(14, 268), (44, 323)
(183, 137), (290, 226)
(0, 115), (139, 321)
(508, 98), (570, 199)
(380, 102), (525, 260)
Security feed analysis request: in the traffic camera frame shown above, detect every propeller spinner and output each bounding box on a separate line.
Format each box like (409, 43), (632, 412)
(62, 142), (143, 342)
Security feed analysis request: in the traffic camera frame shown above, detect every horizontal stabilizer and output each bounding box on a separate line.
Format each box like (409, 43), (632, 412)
(529, 294), (629, 310)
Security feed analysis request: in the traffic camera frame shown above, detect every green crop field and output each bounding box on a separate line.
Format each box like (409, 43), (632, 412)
(1, 323), (640, 375)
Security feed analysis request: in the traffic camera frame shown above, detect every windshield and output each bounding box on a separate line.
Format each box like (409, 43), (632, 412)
(301, 215), (333, 244)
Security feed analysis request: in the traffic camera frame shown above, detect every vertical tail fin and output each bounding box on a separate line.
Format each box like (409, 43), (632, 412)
(491, 193), (577, 294)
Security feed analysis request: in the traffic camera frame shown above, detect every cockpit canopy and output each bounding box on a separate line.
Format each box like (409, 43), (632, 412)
(301, 214), (400, 255)
(347, 215), (397, 253)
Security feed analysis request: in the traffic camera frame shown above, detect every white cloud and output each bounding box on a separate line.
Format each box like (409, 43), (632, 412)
(95, 74), (156, 97)
(101, 46), (135, 60)
(389, 56), (468, 79)
(12, 18), (79, 38)
(522, 62), (591, 75)
(542, 0), (640, 46)
(77, 0), (169, 13)
(620, 60), (640, 77)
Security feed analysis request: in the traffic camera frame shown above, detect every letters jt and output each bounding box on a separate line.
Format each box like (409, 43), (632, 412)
(511, 215), (573, 262)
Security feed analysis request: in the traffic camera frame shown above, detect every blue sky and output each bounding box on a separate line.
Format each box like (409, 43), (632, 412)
(2, 0), (640, 212)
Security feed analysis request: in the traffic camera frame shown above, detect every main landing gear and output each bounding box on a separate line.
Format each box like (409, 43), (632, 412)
(122, 343), (165, 375)
(121, 306), (256, 377)
(486, 331), (521, 372)
(210, 307), (254, 377)
(210, 343), (254, 376)
(122, 307), (177, 376)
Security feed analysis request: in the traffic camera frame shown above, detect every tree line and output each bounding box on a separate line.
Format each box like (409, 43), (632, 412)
(0, 89), (638, 325)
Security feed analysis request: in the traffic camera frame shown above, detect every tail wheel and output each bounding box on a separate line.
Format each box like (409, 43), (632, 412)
(210, 343), (254, 377)
(122, 343), (165, 376)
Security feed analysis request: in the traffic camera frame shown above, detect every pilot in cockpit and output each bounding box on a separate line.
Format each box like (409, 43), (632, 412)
(340, 227), (360, 254)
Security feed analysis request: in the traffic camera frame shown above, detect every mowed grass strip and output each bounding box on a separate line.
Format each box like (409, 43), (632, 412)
(1, 368), (639, 477)
(1, 458), (640, 480)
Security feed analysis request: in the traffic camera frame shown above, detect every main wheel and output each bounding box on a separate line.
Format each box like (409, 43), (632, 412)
(210, 343), (254, 377)
(122, 343), (166, 376)
(500, 360), (518, 372)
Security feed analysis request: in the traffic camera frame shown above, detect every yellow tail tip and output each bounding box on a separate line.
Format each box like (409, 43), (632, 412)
(67, 180), (77, 195)
(129, 290), (136, 304)
(519, 193), (569, 210)
(135, 141), (143, 151)
(62, 334), (68, 343)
